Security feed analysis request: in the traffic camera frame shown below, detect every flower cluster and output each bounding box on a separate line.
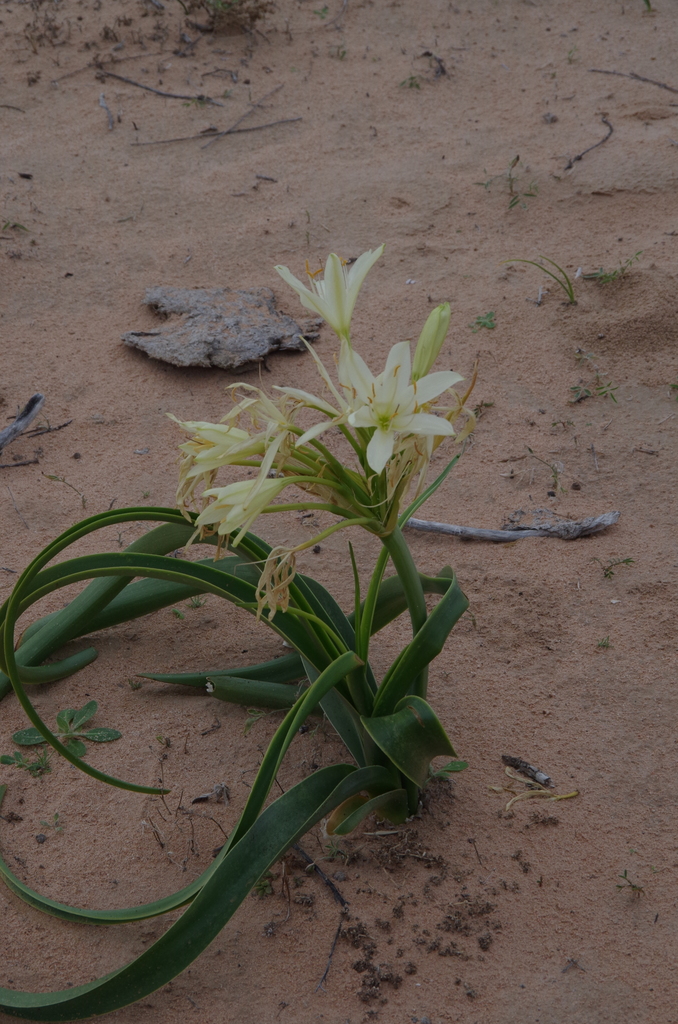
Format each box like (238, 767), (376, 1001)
(172, 246), (475, 614)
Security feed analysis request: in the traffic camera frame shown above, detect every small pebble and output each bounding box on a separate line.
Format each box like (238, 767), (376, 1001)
(36, 834), (47, 844)
(333, 871), (346, 881)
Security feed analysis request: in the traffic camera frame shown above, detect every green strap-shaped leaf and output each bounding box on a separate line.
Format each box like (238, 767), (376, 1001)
(361, 695), (457, 787)
(0, 765), (382, 1021)
(330, 788), (409, 835)
(206, 674), (302, 710)
(140, 652), (305, 689)
(372, 569), (468, 716)
(18, 648), (98, 685)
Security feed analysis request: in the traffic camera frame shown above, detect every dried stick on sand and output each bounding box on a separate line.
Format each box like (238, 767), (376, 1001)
(0, 393), (45, 455)
(405, 511), (620, 542)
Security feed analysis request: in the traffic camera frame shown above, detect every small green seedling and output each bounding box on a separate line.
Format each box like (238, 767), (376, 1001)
(527, 447), (565, 493)
(254, 871), (274, 896)
(0, 749), (51, 777)
(570, 381), (618, 403)
(503, 256), (576, 304)
(186, 596), (206, 609)
(330, 43), (347, 60)
(669, 381), (678, 401)
(43, 473), (86, 508)
(128, 678), (143, 691)
(243, 707), (268, 736)
(324, 838), (349, 862)
(597, 636), (612, 649)
(468, 312), (496, 332)
(642, 0), (652, 11)
(40, 813), (63, 833)
(616, 869), (644, 896)
(593, 557), (634, 579)
(314, 4), (328, 16)
(10, 701), (121, 759)
(2, 221), (28, 232)
(171, 608), (185, 620)
(429, 759), (469, 781)
(584, 251), (642, 285)
(400, 75), (420, 89)
(567, 44), (579, 64)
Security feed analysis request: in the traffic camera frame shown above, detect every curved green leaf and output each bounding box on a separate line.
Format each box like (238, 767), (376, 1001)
(362, 695), (456, 787)
(18, 648), (98, 685)
(207, 675), (301, 710)
(0, 764), (381, 1021)
(330, 788), (409, 835)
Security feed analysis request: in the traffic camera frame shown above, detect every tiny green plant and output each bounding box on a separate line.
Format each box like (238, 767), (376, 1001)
(593, 557), (634, 579)
(0, 748), (51, 777)
(400, 74), (420, 89)
(671, 381), (678, 401)
(330, 43), (347, 60)
(567, 43), (579, 64)
(128, 678), (143, 691)
(584, 251), (642, 285)
(597, 636), (612, 649)
(527, 447), (565, 493)
(40, 813), (63, 833)
(468, 312), (496, 333)
(324, 838), (349, 862)
(503, 256), (576, 304)
(314, 4), (328, 16)
(254, 870), (274, 896)
(505, 155), (538, 210)
(642, 0), (652, 11)
(186, 596), (206, 609)
(616, 869), (644, 896)
(171, 608), (185, 619)
(10, 701), (121, 759)
(2, 221), (28, 232)
(43, 473), (86, 508)
(570, 349), (618, 404)
(429, 758), (469, 780)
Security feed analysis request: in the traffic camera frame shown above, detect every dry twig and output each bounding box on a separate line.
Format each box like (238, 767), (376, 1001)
(0, 394), (44, 455)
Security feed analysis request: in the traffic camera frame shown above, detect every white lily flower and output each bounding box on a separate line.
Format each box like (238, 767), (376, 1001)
(275, 245), (385, 342)
(345, 341), (464, 474)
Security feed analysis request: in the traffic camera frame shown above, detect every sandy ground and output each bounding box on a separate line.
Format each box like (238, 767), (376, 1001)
(1, 1), (678, 1022)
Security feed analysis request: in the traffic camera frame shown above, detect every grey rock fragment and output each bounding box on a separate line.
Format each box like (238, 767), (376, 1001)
(122, 286), (320, 371)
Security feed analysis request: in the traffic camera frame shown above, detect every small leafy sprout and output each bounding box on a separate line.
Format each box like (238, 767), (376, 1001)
(40, 813), (63, 833)
(527, 447), (565, 493)
(324, 838), (349, 862)
(128, 678), (143, 691)
(642, 0), (653, 11)
(617, 869), (644, 896)
(473, 400), (494, 420)
(330, 43), (347, 60)
(584, 251), (642, 285)
(505, 155), (538, 210)
(400, 74), (420, 89)
(10, 701), (121, 759)
(597, 636), (612, 649)
(429, 759), (469, 781)
(468, 312), (496, 332)
(243, 707), (268, 736)
(314, 4), (328, 16)
(2, 221), (28, 232)
(171, 608), (185, 619)
(142, 490), (150, 499)
(156, 735), (171, 748)
(0, 749), (51, 777)
(254, 870), (274, 896)
(593, 557), (634, 579)
(43, 473), (86, 508)
(186, 596), (206, 609)
(503, 256), (576, 304)
(567, 43), (579, 64)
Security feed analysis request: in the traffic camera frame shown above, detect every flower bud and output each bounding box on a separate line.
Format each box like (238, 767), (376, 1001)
(412, 303), (451, 380)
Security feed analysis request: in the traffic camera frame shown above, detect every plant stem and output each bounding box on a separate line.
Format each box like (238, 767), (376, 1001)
(380, 528), (428, 700)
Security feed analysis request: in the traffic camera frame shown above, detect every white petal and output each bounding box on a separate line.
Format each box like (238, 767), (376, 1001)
(296, 419), (338, 446)
(322, 254), (350, 337)
(403, 412), (456, 436)
(366, 429), (395, 473)
(274, 386), (338, 417)
(413, 370), (465, 405)
(348, 406), (376, 429)
(345, 245), (385, 308)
